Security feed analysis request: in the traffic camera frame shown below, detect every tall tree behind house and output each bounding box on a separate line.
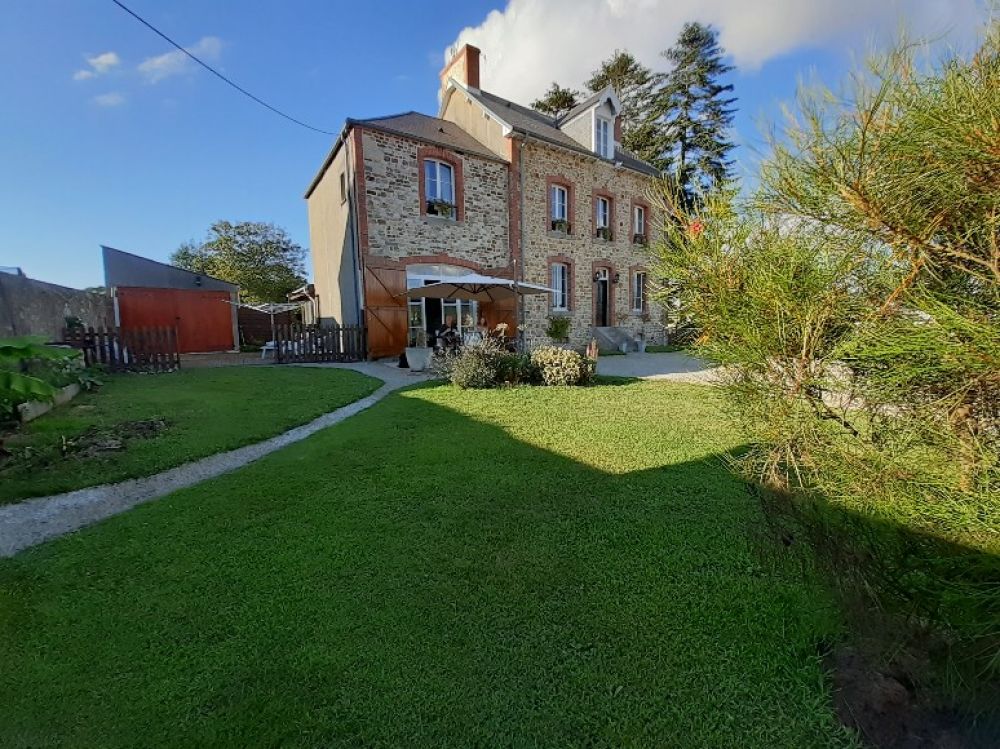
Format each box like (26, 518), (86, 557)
(530, 82), (583, 119)
(585, 50), (663, 162)
(654, 23), (737, 205)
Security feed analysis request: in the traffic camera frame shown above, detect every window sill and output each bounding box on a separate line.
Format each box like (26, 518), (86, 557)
(592, 236), (614, 244)
(549, 309), (571, 317)
(423, 215), (459, 226)
(547, 230), (573, 239)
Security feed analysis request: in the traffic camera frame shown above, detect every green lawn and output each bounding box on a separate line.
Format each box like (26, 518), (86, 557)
(0, 366), (380, 503)
(0, 382), (854, 747)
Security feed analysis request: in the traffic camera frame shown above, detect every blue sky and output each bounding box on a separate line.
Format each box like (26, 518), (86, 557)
(0, 0), (987, 288)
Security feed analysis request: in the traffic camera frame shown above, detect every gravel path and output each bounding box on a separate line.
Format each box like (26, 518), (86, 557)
(596, 351), (720, 384)
(0, 362), (426, 557)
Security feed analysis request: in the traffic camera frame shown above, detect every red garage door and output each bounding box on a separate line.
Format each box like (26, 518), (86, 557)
(116, 287), (234, 353)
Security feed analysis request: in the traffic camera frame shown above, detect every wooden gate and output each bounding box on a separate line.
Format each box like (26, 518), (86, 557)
(363, 266), (407, 358)
(116, 287), (234, 353)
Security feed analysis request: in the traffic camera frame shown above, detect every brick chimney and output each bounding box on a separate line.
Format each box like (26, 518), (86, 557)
(440, 43), (481, 92)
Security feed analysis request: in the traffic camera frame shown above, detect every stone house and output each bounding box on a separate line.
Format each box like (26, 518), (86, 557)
(305, 44), (662, 358)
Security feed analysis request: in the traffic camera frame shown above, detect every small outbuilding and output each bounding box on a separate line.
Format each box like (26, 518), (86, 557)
(102, 246), (239, 353)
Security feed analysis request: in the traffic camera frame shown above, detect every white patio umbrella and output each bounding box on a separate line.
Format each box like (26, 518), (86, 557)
(404, 273), (556, 302)
(405, 273), (557, 351)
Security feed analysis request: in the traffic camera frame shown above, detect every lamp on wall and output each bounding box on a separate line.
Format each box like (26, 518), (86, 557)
(593, 271), (622, 284)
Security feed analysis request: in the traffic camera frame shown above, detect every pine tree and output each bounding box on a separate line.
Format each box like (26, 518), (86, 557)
(530, 82), (582, 119)
(585, 50), (662, 162)
(654, 23), (736, 205)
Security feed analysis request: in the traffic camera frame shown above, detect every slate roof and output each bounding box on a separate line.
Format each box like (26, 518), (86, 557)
(466, 88), (661, 177)
(349, 111), (507, 163)
(556, 90), (605, 126)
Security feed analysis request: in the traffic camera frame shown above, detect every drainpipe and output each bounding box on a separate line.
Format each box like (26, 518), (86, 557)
(347, 134), (365, 327)
(517, 134), (527, 349)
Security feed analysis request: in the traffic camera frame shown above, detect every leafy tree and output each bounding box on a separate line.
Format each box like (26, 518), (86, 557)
(585, 50), (662, 161)
(530, 82), (582, 119)
(172, 221), (307, 303)
(653, 23), (736, 204)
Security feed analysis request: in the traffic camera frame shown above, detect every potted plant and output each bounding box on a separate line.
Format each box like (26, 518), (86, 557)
(596, 226), (613, 241)
(405, 330), (433, 372)
(544, 315), (571, 344)
(551, 218), (570, 234)
(632, 233), (647, 245)
(427, 200), (455, 219)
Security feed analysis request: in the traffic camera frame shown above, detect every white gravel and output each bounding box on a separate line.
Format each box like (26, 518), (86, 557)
(0, 362), (425, 557)
(596, 351), (721, 384)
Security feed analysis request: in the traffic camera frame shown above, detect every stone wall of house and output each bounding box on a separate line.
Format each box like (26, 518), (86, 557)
(360, 129), (510, 270)
(518, 141), (665, 349)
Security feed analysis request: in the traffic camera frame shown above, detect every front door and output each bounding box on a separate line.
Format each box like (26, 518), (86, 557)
(595, 269), (610, 327)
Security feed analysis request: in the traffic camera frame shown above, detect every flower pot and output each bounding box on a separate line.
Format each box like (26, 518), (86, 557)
(405, 347), (433, 372)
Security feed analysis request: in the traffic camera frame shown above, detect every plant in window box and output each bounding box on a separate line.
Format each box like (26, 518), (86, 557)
(551, 218), (570, 234)
(544, 315), (571, 344)
(596, 227), (613, 241)
(405, 329), (433, 372)
(427, 200), (455, 219)
(632, 233), (647, 245)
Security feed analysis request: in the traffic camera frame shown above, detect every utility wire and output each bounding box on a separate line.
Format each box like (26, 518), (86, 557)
(110, 0), (335, 135)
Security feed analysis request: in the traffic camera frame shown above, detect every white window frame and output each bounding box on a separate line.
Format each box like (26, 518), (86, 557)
(596, 196), (611, 229)
(407, 274), (478, 344)
(634, 205), (646, 237)
(550, 262), (569, 311)
(594, 115), (612, 159)
(550, 184), (568, 222)
(633, 271), (647, 312)
(424, 158), (455, 212)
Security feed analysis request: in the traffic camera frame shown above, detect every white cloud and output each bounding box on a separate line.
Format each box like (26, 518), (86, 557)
(88, 51), (121, 73)
(93, 92), (125, 107)
(138, 36), (223, 83)
(445, 0), (986, 104)
(73, 50), (120, 81)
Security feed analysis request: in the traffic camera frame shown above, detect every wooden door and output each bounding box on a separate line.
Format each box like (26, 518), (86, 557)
(117, 287), (234, 353)
(364, 266), (407, 358)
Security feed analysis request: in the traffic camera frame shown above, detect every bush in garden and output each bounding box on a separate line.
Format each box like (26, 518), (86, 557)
(530, 346), (595, 386)
(496, 351), (539, 385)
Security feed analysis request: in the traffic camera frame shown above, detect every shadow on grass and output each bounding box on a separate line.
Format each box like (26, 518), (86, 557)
(0, 382), (995, 747)
(750, 484), (1000, 748)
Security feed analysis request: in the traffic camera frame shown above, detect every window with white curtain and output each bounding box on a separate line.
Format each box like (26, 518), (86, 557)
(634, 205), (646, 238)
(633, 271), (647, 312)
(594, 116), (612, 158)
(550, 262), (569, 310)
(424, 159), (455, 217)
(551, 185), (568, 222)
(595, 196), (610, 229)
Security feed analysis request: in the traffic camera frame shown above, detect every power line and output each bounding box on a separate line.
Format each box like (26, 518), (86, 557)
(110, 0), (335, 136)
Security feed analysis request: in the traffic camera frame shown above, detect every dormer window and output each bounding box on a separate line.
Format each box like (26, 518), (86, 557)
(424, 158), (455, 218)
(594, 116), (613, 159)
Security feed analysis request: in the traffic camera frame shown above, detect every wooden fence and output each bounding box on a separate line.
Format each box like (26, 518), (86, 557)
(273, 324), (366, 363)
(62, 326), (180, 372)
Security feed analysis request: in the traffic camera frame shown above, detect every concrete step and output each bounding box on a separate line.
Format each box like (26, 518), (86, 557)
(592, 326), (635, 353)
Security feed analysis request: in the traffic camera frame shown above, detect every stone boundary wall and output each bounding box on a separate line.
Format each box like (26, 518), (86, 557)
(0, 273), (112, 339)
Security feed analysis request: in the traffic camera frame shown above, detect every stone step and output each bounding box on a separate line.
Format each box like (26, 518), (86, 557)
(592, 326), (635, 353)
